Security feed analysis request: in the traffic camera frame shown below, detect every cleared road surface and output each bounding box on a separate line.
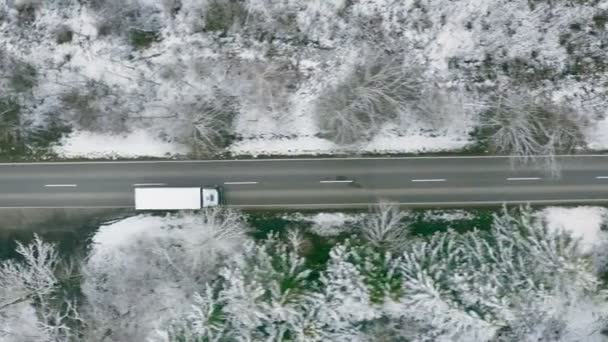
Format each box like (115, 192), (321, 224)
(1, 155), (608, 209)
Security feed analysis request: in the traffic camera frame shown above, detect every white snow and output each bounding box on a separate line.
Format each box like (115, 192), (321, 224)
(541, 206), (608, 254)
(363, 128), (472, 154)
(0, 301), (49, 342)
(425, 0), (483, 71)
(287, 212), (363, 236)
(307, 212), (360, 236)
(91, 214), (174, 251)
(230, 126), (472, 156)
(229, 135), (336, 156)
(52, 129), (189, 158)
(585, 119), (608, 150)
(90, 211), (248, 268)
(422, 210), (475, 222)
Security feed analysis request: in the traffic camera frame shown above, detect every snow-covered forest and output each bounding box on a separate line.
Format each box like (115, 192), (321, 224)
(1, 0), (607, 160)
(1, 205), (608, 341)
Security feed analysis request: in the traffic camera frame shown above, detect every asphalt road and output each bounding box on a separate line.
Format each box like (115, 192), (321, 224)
(1, 155), (608, 209)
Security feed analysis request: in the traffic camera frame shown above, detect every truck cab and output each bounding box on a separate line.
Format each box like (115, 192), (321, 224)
(201, 187), (221, 207)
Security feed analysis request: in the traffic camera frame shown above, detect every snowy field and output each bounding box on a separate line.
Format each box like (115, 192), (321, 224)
(1, 0), (607, 158)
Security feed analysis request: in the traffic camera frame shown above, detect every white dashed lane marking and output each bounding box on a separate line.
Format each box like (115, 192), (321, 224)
(132, 183), (167, 186)
(411, 179), (446, 182)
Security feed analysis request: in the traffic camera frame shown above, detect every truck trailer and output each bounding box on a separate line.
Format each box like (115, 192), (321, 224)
(134, 187), (221, 210)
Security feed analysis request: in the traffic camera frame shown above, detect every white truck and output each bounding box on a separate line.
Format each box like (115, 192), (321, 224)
(134, 187), (221, 210)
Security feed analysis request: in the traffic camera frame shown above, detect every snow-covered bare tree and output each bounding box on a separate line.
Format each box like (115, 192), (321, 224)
(480, 91), (587, 177)
(316, 52), (422, 145)
(86, 0), (164, 39)
(360, 201), (410, 251)
(243, 0), (302, 39)
(80, 209), (249, 342)
(59, 79), (129, 134)
(0, 235), (81, 342)
(217, 59), (300, 118)
(0, 97), (22, 153)
(180, 91), (238, 156)
(413, 86), (482, 132)
(203, 0), (248, 34)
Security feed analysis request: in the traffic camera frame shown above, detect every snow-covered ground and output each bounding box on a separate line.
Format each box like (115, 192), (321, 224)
(1, 0), (606, 158)
(421, 209), (475, 222)
(540, 206), (608, 254)
(290, 211), (365, 236)
(54, 129), (188, 158)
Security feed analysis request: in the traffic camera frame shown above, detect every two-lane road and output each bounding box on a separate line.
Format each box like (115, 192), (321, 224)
(1, 155), (608, 209)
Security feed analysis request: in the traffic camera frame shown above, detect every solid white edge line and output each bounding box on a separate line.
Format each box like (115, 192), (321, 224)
(224, 181), (259, 185)
(44, 184), (78, 187)
(3, 198), (608, 209)
(228, 198), (608, 207)
(506, 177), (541, 181)
(132, 183), (167, 186)
(411, 179), (446, 182)
(2, 154), (608, 165)
(0, 206), (130, 209)
(320, 180), (354, 183)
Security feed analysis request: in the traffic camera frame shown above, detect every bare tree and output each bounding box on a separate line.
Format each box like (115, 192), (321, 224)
(316, 52), (422, 145)
(87, 0), (163, 38)
(480, 91), (587, 177)
(80, 209), (249, 342)
(204, 0), (247, 34)
(360, 201), (410, 250)
(59, 79), (130, 134)
(0, 236), (58, 311)
(179, 92), (238, 157)
(219, 59), (300, 115)
(414, 86), (481, 131)
(0, 235), (80, 342)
